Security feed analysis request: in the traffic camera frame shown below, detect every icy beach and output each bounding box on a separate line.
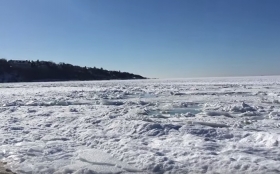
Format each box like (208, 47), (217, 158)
(0, 76), (280, 174)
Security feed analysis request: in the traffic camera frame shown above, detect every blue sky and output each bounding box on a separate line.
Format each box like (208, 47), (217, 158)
(0, 0), (279, 78)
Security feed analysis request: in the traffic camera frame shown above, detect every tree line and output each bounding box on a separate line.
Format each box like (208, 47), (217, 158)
(0, 59), (145, 82)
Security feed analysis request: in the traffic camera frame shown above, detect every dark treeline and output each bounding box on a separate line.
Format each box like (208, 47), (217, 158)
(0, 59), (145, 82)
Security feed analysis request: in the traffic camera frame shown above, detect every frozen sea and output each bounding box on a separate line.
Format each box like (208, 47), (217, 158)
(0, 76), (280, 174)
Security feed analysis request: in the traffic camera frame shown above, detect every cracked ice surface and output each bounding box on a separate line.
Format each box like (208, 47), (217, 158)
(0, 76), (280, 173)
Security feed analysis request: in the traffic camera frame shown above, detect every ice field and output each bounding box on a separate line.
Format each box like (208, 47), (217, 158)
(0, 76), (280, 174)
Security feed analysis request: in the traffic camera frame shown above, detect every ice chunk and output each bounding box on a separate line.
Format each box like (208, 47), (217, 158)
(76, 149), (141, 172)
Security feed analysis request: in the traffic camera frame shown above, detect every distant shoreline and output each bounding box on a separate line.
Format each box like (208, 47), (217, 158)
(0, 59), (146, 83)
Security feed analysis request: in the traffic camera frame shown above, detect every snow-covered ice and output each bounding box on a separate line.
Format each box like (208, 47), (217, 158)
(1, 76), (280, 173)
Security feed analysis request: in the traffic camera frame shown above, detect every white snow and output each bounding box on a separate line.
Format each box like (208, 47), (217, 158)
(0, 76), (280, 173)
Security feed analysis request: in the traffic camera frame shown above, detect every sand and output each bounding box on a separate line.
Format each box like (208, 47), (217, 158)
(0, 162), (16, 174)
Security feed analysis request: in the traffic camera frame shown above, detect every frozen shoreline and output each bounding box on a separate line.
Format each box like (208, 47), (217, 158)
(0, 76), (280, 173)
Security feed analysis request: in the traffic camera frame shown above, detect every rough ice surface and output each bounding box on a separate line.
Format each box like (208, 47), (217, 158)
(0, 76), (280, 174)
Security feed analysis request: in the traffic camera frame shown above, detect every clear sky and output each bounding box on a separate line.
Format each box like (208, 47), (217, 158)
(0, 0), (279, 78)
